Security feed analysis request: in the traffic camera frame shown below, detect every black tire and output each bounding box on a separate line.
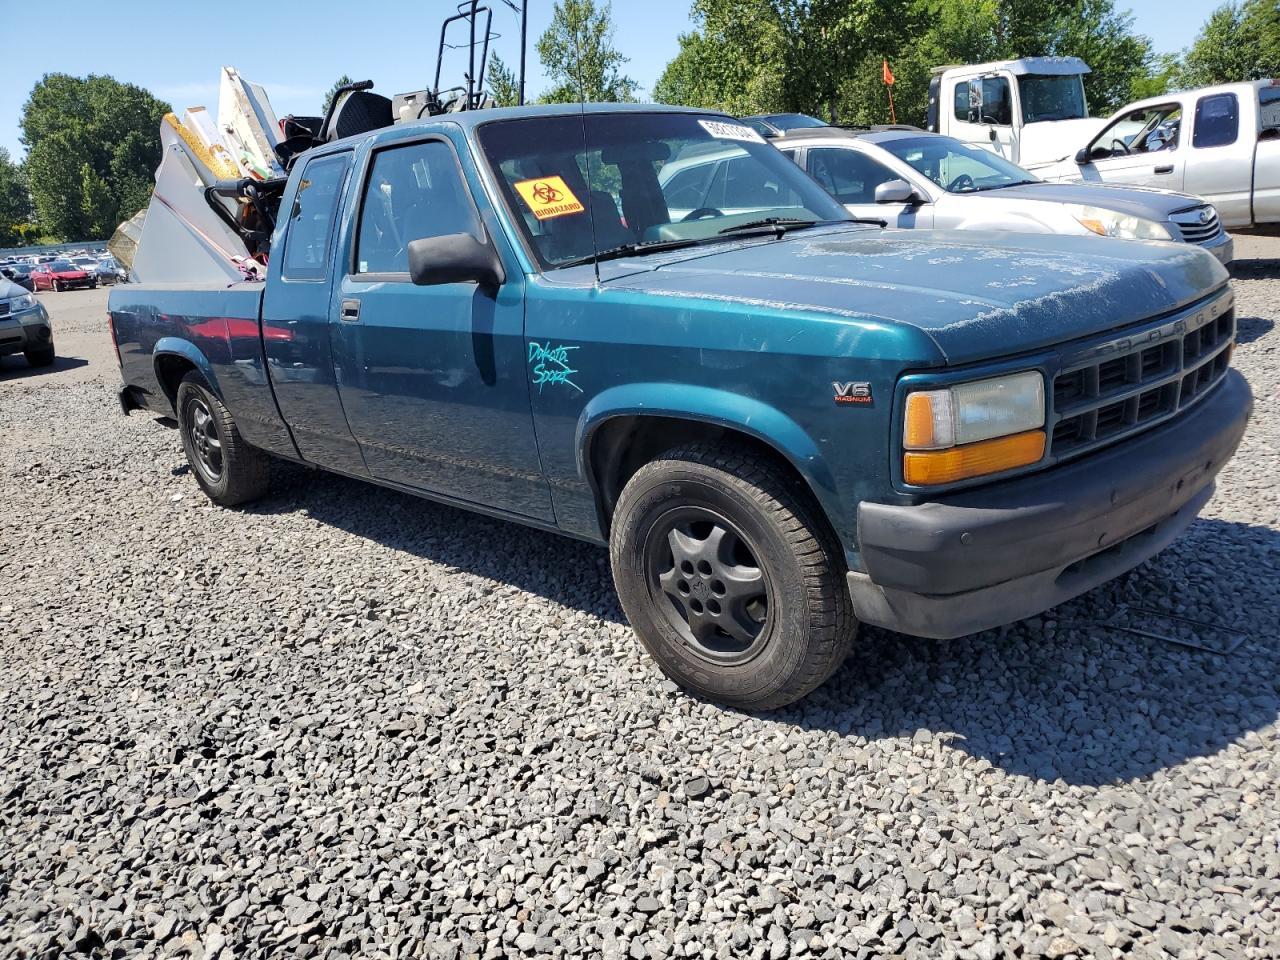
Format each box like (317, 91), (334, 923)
(176, 371), (270, 506)
(24, 343), (55, 367)
(610, 442), (856, 710)
(52, 280), (61, 292)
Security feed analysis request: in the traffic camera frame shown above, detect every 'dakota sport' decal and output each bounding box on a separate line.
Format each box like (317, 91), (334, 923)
(513, 176), (586, 221)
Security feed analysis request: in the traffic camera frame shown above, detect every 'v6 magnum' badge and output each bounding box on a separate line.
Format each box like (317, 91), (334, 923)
(833, 381), (873, 405)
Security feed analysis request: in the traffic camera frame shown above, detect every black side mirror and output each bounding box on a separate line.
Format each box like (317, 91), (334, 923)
(408, 233), (505, 288)
(1075, 147), (1090, 164)
(989, 127), (998, 142)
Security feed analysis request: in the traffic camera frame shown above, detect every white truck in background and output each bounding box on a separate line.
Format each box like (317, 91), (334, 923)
(1041, 80), (1280, 233)
(927, 57), (1105, 172)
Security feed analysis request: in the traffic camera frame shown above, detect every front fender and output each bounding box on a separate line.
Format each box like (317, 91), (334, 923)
(153, 337), (223, 400)
(577, 382), (839, 518)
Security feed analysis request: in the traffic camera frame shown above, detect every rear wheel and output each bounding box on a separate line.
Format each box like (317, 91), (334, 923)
(176, 372), (270, 506)
(610, 443), (856, 710)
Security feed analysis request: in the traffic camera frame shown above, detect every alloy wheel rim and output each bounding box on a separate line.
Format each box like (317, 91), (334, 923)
(187, 397), (223, 482)
(644, 506), (773, 665)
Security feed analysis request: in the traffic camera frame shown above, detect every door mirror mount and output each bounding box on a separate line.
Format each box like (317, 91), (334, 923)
(874, 179), (917, 205)
(408, 233), (505, 288)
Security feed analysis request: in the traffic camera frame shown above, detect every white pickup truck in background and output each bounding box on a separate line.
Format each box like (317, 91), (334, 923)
(1042, 80), (1280, 234)
(926, 57), (1104, 172)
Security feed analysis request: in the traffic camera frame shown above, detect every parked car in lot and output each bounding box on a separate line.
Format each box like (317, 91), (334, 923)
(1, 264), (36, 292)
(762, 127), (1233, 263)
(31, 259), (97, 292)
(110, 104), (1250, 709)
(93, 256), (125, 285)
(1045, 79), (1280, 232)
(0, 276), (55, 367)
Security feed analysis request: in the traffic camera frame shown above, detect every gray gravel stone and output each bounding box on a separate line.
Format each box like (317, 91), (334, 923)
(1, 251), (1279, 959)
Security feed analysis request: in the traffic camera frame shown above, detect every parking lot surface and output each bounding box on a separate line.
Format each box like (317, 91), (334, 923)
(1, 239), (1278, 960)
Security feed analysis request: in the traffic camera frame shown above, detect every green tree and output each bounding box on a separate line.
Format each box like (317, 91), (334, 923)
(1180, 1), (1280, 88)
(658, 0), (1155, 127)
(487, 53), (522, 107)
(323, 74), (355, 113)
(0, 148), (34, 247)
(653, 0), (788, 114)
(21, 73), (169, 241)
(536, 0), (636, 103)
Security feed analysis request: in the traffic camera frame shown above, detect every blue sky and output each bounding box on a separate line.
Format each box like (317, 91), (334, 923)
(0, 0), (1214, 159)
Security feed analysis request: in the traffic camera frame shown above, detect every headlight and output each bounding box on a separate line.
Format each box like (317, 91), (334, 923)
(902, 370), (1046, 485)
(1070, 205), (1172, 241)
(8, 293), (36, 312)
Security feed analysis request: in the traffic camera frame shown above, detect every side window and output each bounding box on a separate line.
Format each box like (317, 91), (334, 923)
(980, 77), (1012, 126)
(807, 148), (899, 204)
(356, 140), (482, 275)
(662, 164), (715, 211)
(953, 81), (970, 122)
(1093, 104), (1182, 158)
(1261, 87), (1280, 136)
(282, 154), (349, 281)
(721, 154), (799, 208)
(1193, 93), (1239, 148)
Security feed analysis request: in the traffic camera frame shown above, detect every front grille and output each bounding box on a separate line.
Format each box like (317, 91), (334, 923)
(0, 301), (9, 317)
(1050, 299), (1234, 461)
(1171, 205), (1223, 245)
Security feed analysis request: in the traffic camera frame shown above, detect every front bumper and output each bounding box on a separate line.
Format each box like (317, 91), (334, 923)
(0, 307), (53, 356)
(848, 369), (1252, 639)
(1196, 231), (1233, 266)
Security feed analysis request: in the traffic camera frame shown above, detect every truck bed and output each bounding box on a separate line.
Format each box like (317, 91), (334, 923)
(109, 281), (299, 459)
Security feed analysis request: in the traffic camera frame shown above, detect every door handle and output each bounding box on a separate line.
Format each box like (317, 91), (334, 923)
(340, 299), (361, 322)
(1154, 165), (1174, 174)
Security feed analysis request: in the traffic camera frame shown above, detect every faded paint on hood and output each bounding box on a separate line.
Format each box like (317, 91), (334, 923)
(991, 180), (1209, 218)
(601, 227), (1228, 365)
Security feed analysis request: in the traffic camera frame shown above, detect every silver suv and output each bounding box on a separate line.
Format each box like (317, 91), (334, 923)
(0, 278), (55, 368)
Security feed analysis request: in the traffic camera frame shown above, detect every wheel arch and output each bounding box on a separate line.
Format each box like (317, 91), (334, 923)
(578, 384), (839, 537)
(153, 338), (221, 411)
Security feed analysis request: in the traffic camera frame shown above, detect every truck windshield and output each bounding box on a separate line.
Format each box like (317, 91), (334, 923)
(1017, 74), (1088, 123)
(881, 136), (1038, 193)
(477, 111), (851, 270)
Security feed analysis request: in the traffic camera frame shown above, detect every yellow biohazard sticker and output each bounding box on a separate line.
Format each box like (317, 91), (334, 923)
(513, 176), (586, 221)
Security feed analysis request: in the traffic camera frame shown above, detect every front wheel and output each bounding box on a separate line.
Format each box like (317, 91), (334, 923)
(610, 443), (856, 710)
(24, 343), (55, 367)
(176, 372), (270, 506)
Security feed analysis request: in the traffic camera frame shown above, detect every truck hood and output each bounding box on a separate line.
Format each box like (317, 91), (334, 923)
(1018, 117), (1107, 169)
(602, 228), (1228, 365)
(989, 180), (1207, 218)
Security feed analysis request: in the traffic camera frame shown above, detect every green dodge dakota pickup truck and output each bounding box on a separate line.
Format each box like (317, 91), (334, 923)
(110, 104), (1251, 709)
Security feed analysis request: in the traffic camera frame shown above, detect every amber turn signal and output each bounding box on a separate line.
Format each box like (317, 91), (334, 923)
(903, 429), (1046, 486)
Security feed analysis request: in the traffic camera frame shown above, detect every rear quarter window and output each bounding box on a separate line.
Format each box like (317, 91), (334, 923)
(1193, 93), (1239, 148)
(282, 154), (350, 281)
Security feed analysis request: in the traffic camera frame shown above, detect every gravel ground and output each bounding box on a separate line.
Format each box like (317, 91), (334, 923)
(1, 239), (1278, 960)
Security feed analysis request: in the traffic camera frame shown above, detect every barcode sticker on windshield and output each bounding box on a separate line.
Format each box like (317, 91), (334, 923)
(698, 120), (766, 144)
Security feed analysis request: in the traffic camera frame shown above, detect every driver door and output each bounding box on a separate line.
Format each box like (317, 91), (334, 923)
(1077, 102), (1186, 191)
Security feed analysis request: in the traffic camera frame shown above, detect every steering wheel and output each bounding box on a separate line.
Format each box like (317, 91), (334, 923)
(946, 173), (975, 193)
(681, 207), (723, 222)
(1110, 138), (1131, 156)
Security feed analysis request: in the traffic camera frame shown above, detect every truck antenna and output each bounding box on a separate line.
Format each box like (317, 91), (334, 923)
(572, 22), (601, 284)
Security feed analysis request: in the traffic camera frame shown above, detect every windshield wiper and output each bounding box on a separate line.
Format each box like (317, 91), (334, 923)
(972, 179), (1039, 192)
(556, 237), (707, 269)
(717, 216), (824, 236)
